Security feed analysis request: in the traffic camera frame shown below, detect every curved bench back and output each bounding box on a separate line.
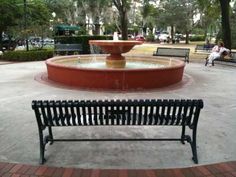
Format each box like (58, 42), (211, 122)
(32, 99), (203, 128)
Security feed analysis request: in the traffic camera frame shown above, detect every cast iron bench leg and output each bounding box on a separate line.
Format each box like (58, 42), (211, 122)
(205, 56), (209, 66)
(191, 127), (198, 164)
(39, 130), (46, 164)
(48, 126), (54, 145)
(181, 125), (186, 144)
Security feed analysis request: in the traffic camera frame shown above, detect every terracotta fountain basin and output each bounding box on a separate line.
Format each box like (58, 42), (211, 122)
(46, 55), (185, 91)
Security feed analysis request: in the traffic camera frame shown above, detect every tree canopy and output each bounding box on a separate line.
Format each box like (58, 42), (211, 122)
(0, 0), (235, 50)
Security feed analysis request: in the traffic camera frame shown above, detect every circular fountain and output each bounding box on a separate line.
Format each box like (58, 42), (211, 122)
(46, 40), (185, 91)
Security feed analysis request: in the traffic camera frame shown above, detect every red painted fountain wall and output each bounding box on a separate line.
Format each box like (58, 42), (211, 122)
(46, 57), (185, 91)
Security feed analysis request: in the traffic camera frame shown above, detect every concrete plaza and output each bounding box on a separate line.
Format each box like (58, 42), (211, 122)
(0, 47), (236, 169)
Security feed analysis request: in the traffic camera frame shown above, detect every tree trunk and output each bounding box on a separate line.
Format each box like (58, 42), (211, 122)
(0, 30), (3, 51)
(94, 24), (100, 35)
(120, 11), (128, 40)
(143, 26), (147, 36)
(171, 25), (174, 44)
(219, 0), (231, 50)
(113, 0), (129, 40)
(185, 31), (189, 44)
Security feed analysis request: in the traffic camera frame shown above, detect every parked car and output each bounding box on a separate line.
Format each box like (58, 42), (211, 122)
(41, 38), (54, 45)
(128, 34), (135, 39)
(159, 33), (170, 43)
(135, 35), (145, 41)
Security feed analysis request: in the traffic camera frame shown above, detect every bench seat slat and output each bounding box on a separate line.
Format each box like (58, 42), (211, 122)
(75, 101), (82, 125)
(46, 101), (54, 126)
(176, 100), (183, 125)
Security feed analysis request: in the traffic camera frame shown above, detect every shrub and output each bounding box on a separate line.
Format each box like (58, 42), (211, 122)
(189, 35), (205, 41)
(146, 34), (155, 42)
(54, 35), (113, 54)
(0, 50), (53, 61)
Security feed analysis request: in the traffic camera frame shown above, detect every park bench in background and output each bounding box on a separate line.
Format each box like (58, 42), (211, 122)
(32, 99), (204, 164)
(153, 47), (190, 63)
(195, 44), (214, 53)
(54, 43), (82, 55)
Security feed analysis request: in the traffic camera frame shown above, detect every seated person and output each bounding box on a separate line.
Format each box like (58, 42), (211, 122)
(205, 41), (230, 66)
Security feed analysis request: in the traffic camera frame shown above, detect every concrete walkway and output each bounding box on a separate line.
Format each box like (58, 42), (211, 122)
(0, 59), (236, 169)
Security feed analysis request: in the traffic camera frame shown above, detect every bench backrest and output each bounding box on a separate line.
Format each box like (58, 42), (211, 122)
(54, 44), (82, 51)
(32, 99), (203, 127)
(195, 45), (204, 50)
(231, 51), (236, 60)
(156, 47), (190, 57)
(195, 44), (214, 51)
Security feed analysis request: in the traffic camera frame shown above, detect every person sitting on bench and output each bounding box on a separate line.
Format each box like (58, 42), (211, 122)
(205, 41), (230, 66)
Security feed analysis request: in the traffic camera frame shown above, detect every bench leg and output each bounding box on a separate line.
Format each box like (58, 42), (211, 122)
(190, 127), (198, 164)
(38, 130), (46, 164)
(48, 126), (54, 145)
(205, 56), (209, 66)
(181, 125), (186, 144)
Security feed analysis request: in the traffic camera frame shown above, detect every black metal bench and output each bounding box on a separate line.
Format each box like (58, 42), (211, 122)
(32, 99), (204, 164)
(153, 47), (190, 63)
(54, 43), (82, 55)
(206, 51), (236, 66)
(195, 44), (214, 53)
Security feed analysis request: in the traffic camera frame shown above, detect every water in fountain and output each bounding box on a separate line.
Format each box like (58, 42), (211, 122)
(89, 44), (105, 65)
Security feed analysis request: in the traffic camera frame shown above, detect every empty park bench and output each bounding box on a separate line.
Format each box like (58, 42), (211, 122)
(32, 99), (204, 164)
(195, 44), (214, 53)
(54, 43), (82, 55)
(153, 47), (190, 63)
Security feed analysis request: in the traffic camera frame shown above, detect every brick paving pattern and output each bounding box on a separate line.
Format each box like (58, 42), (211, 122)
(0, 161), (235, 177)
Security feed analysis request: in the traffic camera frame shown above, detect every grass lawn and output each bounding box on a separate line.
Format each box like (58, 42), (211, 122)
(128, 41), (208, 62)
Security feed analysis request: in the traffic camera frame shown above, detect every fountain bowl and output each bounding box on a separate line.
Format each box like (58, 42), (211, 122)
(46, 55), (185, 91)
(89, 40), (143, 68)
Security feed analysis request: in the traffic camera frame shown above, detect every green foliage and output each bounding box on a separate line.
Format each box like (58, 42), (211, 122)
(230, 2), (236, 49)
(189, 35), (205, 41)
(45, 0), (76, 23)
(54, 35), (113, 54)
(0, 0), (23, 31)
(0, 50), (53, 61)
(104, 23), (117, 34)
(146, 33), (155, 42)
(140, 1), (158, 33)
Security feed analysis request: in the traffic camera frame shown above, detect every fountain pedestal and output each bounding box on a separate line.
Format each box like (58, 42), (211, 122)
(106, 54), (125, 68)
(89, 40), (143, 68)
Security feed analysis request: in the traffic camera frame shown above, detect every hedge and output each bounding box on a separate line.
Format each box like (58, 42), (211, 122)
(189, 35), (205, 41)
(54, 35), (113, 54)
(0, 50), (54, 61)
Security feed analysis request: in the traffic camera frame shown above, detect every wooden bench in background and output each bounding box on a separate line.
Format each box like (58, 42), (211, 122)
(153, 47), (190, 63)
(32, 99), (204, 164)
